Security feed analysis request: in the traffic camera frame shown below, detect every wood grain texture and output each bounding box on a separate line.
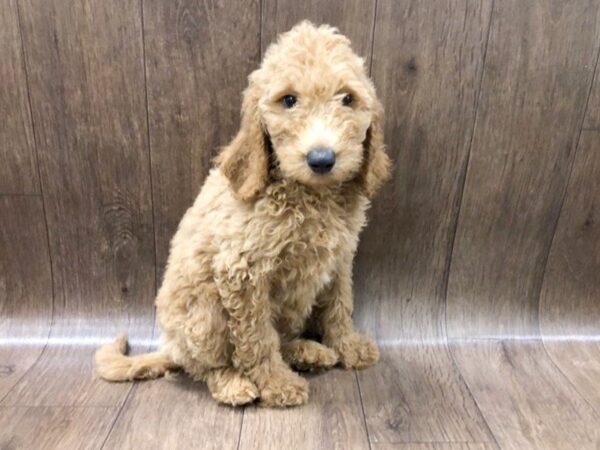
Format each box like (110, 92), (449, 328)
(351, 1), (493, 445)
(0, 196), (52, 400)
(446, 0), (600, 338)
(451, 341), (600, 450)
(238, 370), (369, 450)
(540, 130), (600, 411)
(0, 0), (38, 194)
(2, 345), (138, 408)
(373, 444), (496, 450)
(358, 347), (493, 445)
(0, 406), (117, 450)
(144, 0), (260, 283)
(103, 377), (242, 450)
(261, 0), (375, 62)
(354, 0), (492, 342)
(5, 0), (155, 408)
(584, 53), (600, 129)
(541, 341), (600, 415)
(18, 0), (155, 339)
(540, 131), (600, 339)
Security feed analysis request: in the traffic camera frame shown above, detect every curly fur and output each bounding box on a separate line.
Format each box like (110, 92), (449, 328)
(96, 21), (391, 407)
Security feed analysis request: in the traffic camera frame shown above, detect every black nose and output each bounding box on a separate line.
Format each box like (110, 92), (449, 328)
(306, 148), (336, 174)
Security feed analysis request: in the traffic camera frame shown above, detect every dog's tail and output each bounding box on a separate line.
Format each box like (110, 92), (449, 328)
(95, 335), (179, 381)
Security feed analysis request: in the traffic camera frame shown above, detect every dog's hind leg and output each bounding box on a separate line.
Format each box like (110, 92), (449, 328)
(205, 367), (259, 406)
(281, 339), (338, 372)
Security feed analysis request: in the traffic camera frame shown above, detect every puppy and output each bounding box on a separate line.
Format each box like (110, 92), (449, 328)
(96, 21), (390, 407)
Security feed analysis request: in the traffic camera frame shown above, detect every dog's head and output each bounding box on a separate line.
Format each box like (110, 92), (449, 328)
(216, 21), (390, 201)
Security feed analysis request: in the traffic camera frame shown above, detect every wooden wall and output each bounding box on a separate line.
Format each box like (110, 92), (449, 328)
(2, 0), (600, 344)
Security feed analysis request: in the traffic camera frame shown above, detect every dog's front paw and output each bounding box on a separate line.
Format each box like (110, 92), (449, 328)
(259, 368), (309, 407)
(281, 339), (338, 372)
(330, 332), (380, 369)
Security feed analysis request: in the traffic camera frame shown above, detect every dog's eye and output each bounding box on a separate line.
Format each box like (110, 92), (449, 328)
(282, 95), (297, 108)
(342, 94), (353, 106)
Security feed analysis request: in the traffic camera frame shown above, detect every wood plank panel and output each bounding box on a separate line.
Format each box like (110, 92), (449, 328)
(540, 130), (600, 411)
(238, 370), (369, 450)
(451, 341), (600, 449)
(0, 196), (52, 400)
(540, 131), (600, 338)
(373, 444), (496, 450)
(584, 54), (600, 129)
(3, 344), (139, 407)
(103, 377), (242, 450)
(358, 347), (493, 445)
(0, 406), (116, 450)
(261, 0), (375, 61)
(355, 0), (492, 342)
(353, 1), (494, 444)
(144, 0), (260, 282)
(0, 0), (38, 194)
(446, 0), (600, 338)
(5, 0), (155, 407)
(541, 341), (600, 413)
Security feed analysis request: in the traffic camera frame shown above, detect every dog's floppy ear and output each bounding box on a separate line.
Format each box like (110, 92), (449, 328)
(215, 80), (269, 201)
(360, 100), (391, 198)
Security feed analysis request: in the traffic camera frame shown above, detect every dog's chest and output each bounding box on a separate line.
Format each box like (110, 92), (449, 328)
(269, 221), (341, 332)
(257, 190), (360, 328)
(272, 212), (342, 297)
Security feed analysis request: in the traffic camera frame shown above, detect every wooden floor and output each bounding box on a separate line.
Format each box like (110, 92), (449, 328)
(2, 0), (600, 449)
(1, 339), (600, 449)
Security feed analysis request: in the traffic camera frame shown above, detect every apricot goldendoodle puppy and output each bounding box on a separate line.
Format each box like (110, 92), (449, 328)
(96, 21), (390, 407)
